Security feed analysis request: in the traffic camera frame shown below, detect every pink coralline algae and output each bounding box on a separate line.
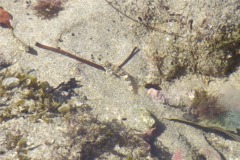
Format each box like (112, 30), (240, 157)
(147, 88), (167, 103)
(171, 149), (183, 160)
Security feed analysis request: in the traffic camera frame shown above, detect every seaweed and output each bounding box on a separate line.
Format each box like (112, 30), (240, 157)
(4, 131), (30, 160)
(168, 90), (240, 142)
(0, 71), (61, 122)
(66, 108), (152, 159)
(167, 117), (240, 142)
(33, 0), (64, 19)
(187, 90), (227, 120)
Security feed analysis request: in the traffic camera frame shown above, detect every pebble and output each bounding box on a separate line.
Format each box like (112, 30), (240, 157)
(2, 77), (20, 88)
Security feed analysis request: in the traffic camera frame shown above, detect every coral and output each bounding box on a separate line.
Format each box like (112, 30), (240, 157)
(33, 0), (63, 19)
(171, 149), (183, 160)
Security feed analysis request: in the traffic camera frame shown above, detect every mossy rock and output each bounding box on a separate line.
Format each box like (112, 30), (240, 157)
(143, 19), (240, 82)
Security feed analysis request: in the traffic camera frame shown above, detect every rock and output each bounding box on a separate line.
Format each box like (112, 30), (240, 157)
(129, 108), (156, 132)
(2, 77), (19, 88)
(58, 105), (70, 115)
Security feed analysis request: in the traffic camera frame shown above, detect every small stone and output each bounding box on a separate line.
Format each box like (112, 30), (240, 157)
(147, 88), (167, 103)
(129, 108), (156, 132)
(2, 77), (20, 88)
(58, 105), (70, 114)
(25, 78), (32, 86)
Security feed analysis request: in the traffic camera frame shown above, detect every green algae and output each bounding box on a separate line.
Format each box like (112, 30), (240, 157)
(214, 24), (240, 51)
(167, 115), (240, 142)
(0, 70), (61, 122)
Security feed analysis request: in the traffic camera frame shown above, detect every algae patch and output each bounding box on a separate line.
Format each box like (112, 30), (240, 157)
(0, 70), (61, 122)
(169, 90), (240, 142)
(66, 106), (153, 160)
(0, 70), (155, 159)
(143, 10), (240, 82)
